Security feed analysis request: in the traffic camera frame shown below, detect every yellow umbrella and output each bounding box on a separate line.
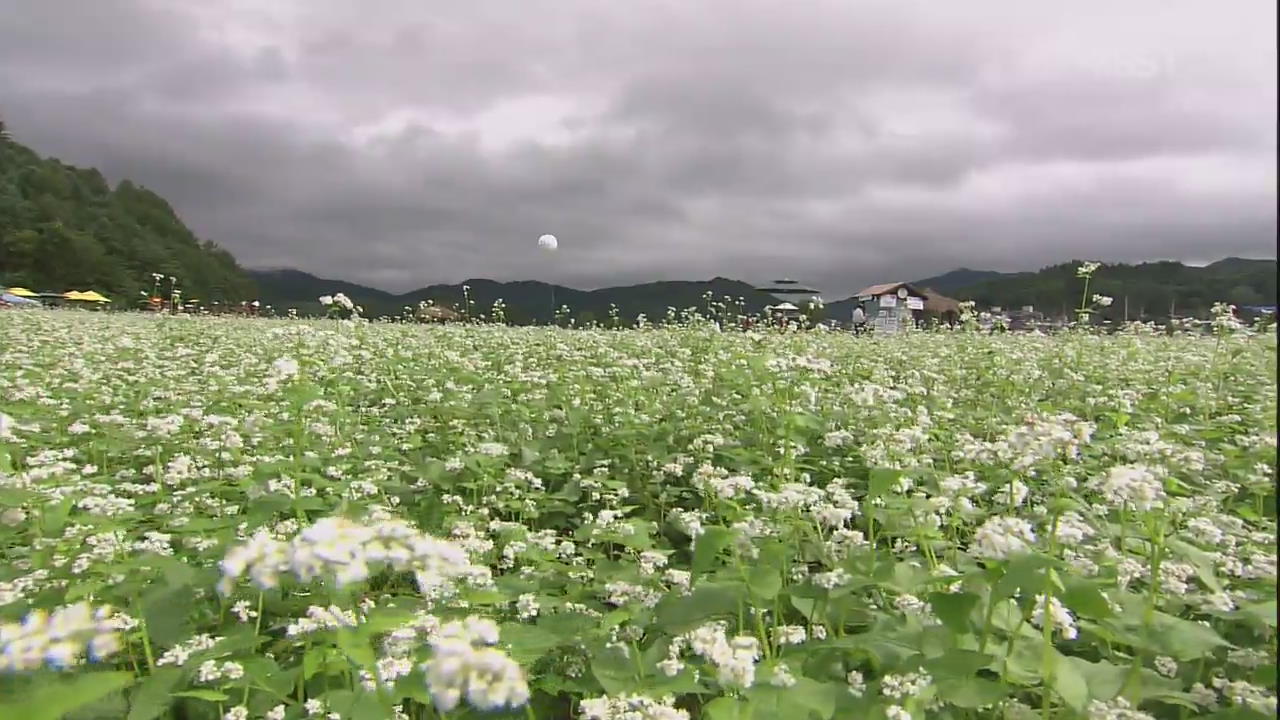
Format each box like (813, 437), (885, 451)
(5, 287), (38, 297)
(62, 290), (111, 303)
(76, 290), (112, 303)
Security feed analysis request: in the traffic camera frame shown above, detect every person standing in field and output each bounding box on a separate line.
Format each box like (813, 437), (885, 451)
(852, 304), (867, 335)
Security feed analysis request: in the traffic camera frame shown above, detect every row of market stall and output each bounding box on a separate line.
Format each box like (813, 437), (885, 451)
(0, 287), (113, 308)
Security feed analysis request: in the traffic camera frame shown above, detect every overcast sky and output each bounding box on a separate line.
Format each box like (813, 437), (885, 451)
(1, 1), (1275, 295)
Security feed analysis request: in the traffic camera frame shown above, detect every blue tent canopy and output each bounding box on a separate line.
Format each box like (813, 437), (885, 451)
(1, 293), (39, 305)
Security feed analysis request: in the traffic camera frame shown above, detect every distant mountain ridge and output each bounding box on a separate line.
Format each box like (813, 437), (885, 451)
(907, 268), (1016, 294)
(248, 269), (784, 323)
(251, 256), (1276, 323)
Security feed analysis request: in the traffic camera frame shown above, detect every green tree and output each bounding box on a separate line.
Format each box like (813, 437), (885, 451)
(0, 129), (256, 302)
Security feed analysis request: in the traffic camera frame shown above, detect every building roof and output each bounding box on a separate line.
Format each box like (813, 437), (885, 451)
(920, 288), (961, 314)
(853, 282), (929, 299)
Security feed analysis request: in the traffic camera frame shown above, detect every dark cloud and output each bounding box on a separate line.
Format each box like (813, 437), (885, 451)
(1, 0), (1274, 297)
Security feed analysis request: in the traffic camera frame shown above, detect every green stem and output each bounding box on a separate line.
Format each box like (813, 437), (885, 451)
(977, 578), (1001, 653)
(999, 614), (1027, 684)
(136, 600), (156, 672)
(755, 608), (772, 660)
(1040, 515), (1061, 720)
(1123, 514), (1165, 696)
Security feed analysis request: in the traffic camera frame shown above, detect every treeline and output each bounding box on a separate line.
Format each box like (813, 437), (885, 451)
(953, 258), (1277, 320)
(0, 125), (255, 303)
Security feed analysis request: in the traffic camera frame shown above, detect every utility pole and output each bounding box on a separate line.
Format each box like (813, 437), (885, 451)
(1124, 295), (1129, 322)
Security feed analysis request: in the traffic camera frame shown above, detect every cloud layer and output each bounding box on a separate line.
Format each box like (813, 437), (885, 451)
(2, 0), (1274, 295)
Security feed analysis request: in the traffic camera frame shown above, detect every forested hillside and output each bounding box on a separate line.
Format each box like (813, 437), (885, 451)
(952, 259), (1277, 319)
(0, 124), (255, 303)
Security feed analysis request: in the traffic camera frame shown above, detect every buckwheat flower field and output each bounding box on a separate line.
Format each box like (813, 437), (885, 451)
(1, 310), (1275, 720)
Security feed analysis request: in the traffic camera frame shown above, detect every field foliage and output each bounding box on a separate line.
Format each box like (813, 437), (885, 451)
(0, 310), (1275, 720)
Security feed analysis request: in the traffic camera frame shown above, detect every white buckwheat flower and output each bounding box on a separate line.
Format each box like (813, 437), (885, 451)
(973, 516), (1037, 559)
(421, 617), (530, 714)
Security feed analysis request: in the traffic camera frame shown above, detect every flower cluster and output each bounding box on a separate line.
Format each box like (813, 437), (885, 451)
(218, 516), (488, 595)
(672, 621), (762, 689)
(421, 617), (530, 713)
(579, 694), (690, 720)
(0, 603), (120, 672)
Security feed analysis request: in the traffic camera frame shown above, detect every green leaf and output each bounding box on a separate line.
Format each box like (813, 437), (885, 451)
(744, 686), (786, 719)
(1060, 577), (1115, 620)
(927, 591), (980, 635)
(693, 526), (736, 574)
(650, 668), (708, 696)
(868, 468), (902, 498)
(171, 690), (229, 702)
(39, 497), (74, 537)
(323, 690), (355, 715)
(590, 645), (638, 695)
(1144, 612), (1233, 661)
(935, 677), (1009, 708)
(1142, 689), (1206, 712)
(923, 649), (995, 680)
(856, 631), (919, 668)
(303, 646), (328, 680)
(890, 561), (928, 592)
(153, 555), (198, 589)
(537, 611), (598, 637)
(1066, 656), (1125, 702)
(790, 678), (840, 720)
(357, 609), (416, 636)
(1049, 650), (1090, 712)
(520, 445), (541, 466)
(655, 582), (744, 632)
(1166, 538), (1225, 594)
(703, 696), (748, 720)
(0, 671), (133, 717)
(1236, 600), (1277, 629)
(336, 628), (377, 669)
(126, 668), (183, 720)
(1199, 707), (1275, 720)
(748, 563), (782, 600)
(1000, 636), (1046, 686)
(790, 596), (816, 622)
(66, 689), (129, 720)
(1252, 661), (1276, 690)
(141, 587), (191, 649)
(265, 666), (300, 701)
(993, 554), (1051, 601)
(347, 691), (387, 720)
(500, 623), (564, 665)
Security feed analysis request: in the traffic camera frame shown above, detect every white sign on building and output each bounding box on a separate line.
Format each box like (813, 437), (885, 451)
(874, 316), (899, 333)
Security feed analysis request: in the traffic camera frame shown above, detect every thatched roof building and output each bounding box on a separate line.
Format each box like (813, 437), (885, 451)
(921, 288), (961, 316)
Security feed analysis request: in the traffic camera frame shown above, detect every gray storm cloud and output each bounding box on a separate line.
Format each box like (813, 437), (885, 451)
(1, 0), (1274, 296)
